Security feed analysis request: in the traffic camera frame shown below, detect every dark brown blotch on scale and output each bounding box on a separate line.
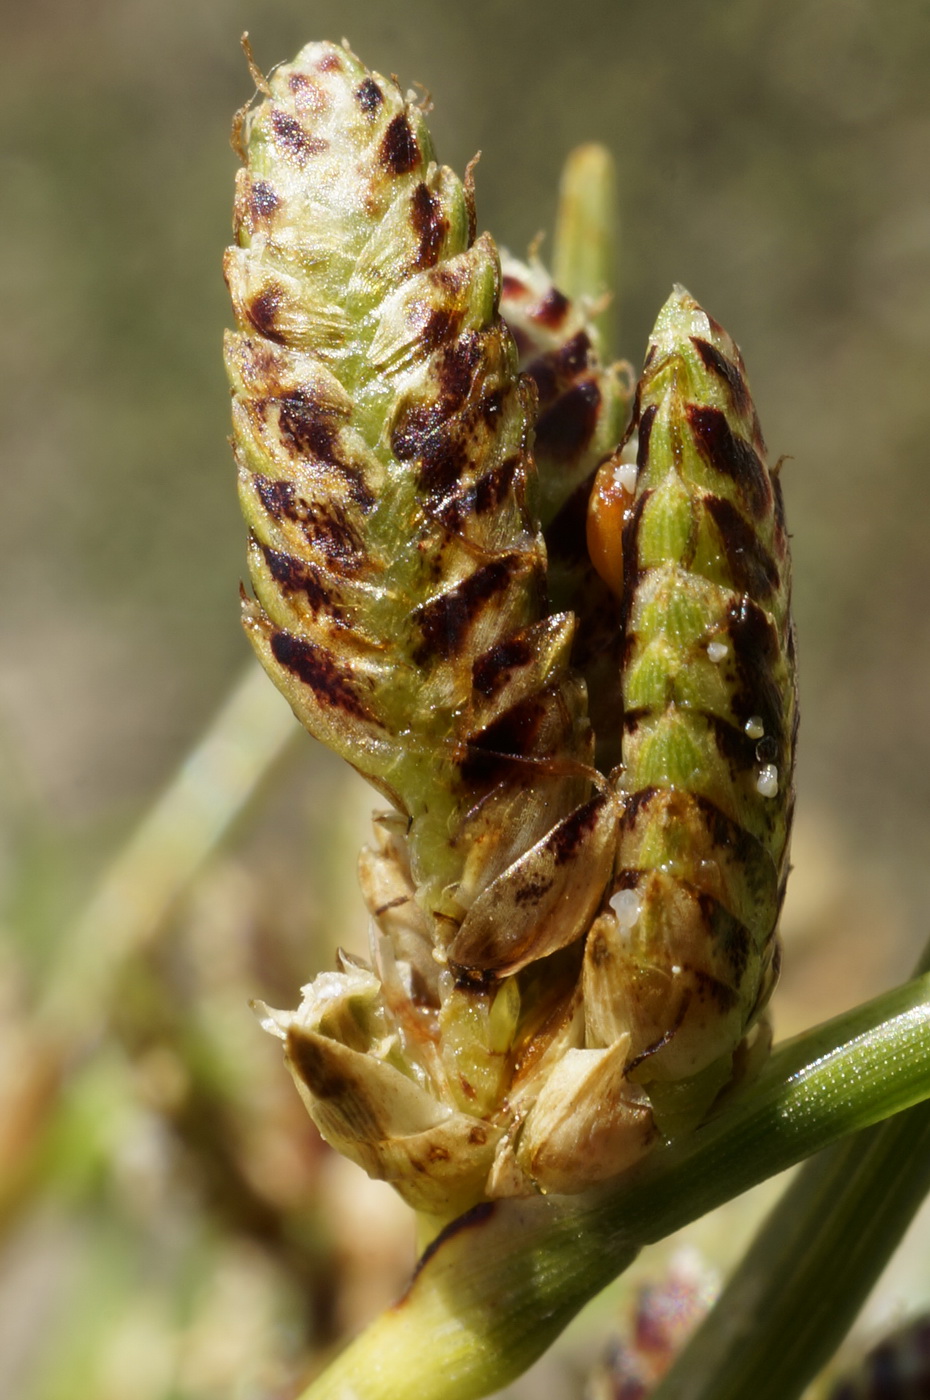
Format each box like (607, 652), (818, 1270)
(617, 489), (651, 645)
(690, 967), (740, 1013)
(479, 388), (506, 430)
(474, 451), (520, 514)
(392, 341), (482, 470)
(501, 274), (528, 300)
(410, 184), (448, 269)
(549, 794), (607, 866)
(381, 113), (420, 174)
(317, 52), (343, 73)
(261, 544), (342, 619)
(691, 337), (751, 419)
(587, 929), (611, 969)
(254, 478), (367, 572)
(249, 179), (281, 221)
(452, 969), (497, 997)
(695, 893), (752, 981)
(270, 630), (373, 719)
(555, 330), (594, 379)
(472, 632), (535, 699)
(690, 792), (774, 875)
(525, 332), (594, 409)
(427, 451), (521, 531)
(460, 694), (549, 784)
(512, 873), (556, 907)
(535, 380), (601, 462)
(417, 434), (470, 506)
(287, 72), (331, 116)
(247, 286), (286, 342)
(412, 555), (525, 663)
(725, 595), (785, 739)
(704, 712), (755, 776)
(636, 402), (658, 469)
(524, 355), (558, 406)
(275, 397), (376, 510)
(230, 331), (283, 384)
(421, 307), (463, 351)
(391, 341), (484, 499)
(704, 494), (780, 599)
(355, 76), (384, 114)
(270, 109), (328, 161)
(687, 404), (771, 519)
(437, 332), (483, 404)
(617, 783), (659, 831)
(622, 706), (649, 733)
(276, 391), (344, 459)
(287, 1029), (353, 1101)
(529, 286), (570, 329)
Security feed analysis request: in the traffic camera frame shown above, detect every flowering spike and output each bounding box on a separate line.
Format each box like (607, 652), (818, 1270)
(225, 41), (602, 952)
(584, 285), (797, 1096)
(226, 43), (796, 1216)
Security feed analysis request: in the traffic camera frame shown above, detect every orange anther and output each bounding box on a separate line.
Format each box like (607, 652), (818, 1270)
(586, 456), (635, 598)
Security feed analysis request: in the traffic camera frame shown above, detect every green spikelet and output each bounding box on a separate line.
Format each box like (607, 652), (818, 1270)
(224, 42), (613, 964)
(582, 286), (796, 1105)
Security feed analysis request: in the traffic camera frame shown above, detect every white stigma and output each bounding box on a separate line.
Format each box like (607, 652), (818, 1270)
(707, 640), (728, 663)
(609, 888), (642, 931)
(745, 715), (765, 740)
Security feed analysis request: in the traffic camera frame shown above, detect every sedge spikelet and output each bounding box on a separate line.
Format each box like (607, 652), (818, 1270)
(582, 286), (796, 1116)
(225, 42), (613, 966)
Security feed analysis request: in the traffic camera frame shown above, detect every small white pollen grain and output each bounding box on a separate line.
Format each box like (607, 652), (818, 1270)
(745, 715), (765, 740)
(609, 888), (642, 931)
(756, 764), (778, 798)
(707, 640), (728, 663)
(612, 459), (638, 494)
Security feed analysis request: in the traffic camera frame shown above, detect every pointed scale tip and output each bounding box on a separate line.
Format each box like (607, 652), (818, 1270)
(648, 285), (745, 370)
(652, 284), (710, 349)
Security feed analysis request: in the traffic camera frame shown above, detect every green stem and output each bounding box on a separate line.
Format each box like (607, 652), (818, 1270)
(650, 942), (930, 1400)
(552, 142), (617, 356)
(299, 970), (930, 1400)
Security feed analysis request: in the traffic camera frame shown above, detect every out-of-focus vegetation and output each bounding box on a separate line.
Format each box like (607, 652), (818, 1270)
(3, 2), (930, 1396)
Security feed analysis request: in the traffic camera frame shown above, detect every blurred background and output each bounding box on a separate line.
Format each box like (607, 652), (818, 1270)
(3, 1), (930, 1396)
